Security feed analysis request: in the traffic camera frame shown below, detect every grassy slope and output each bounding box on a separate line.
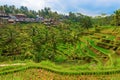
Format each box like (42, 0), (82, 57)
(0, 61), (120, 80)
(1, 61), (120, 75)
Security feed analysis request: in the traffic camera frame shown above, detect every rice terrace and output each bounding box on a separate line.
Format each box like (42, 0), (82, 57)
(0, 1), (120, 80)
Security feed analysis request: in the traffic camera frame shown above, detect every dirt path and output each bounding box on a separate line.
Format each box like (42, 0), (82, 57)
(0, 63), (26, 67)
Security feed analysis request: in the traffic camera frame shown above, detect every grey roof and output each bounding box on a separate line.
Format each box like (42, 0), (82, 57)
(9, 15), (16, 19)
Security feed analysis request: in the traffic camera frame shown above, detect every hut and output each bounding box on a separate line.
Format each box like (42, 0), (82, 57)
(15, 13), (26, 22)
(0, 11), (9, 24)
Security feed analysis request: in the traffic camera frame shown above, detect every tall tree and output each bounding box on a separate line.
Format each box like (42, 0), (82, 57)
(114, 9), (120, 26)
(81, 16), (93, 30)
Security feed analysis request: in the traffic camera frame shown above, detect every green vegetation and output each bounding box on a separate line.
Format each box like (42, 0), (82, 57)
(0, 61), (120, 80)
(1, 61), (120, 75)
(0, 5), (120, 80)
(89, 40), (111, 55)
(0, 23), (120, 79)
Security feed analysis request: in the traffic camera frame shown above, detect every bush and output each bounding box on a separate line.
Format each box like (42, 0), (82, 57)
(54, 55), (67, 62)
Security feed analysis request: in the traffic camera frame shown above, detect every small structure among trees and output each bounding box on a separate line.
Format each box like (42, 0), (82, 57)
(15, 14), (26, 22)
(42, 18), (59, 26)
(0, 10), (9, 24)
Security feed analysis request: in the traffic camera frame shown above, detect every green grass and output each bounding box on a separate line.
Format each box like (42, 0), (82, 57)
(0, 60), (120, 76)
(105, 35), (115, 40)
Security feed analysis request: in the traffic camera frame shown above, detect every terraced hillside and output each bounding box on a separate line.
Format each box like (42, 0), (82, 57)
(0, 25), (120, 80)
(79, 27), (120, 66)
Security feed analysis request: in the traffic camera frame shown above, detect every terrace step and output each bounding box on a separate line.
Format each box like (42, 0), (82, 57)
(88, 46), (109, 63)
(96, 42), (120, 51)
(116, 48), (120, 55)
(88, 40), (113, 63)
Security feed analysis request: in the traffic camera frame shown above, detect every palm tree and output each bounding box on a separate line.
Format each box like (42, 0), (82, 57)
(112, 9), (120, 32)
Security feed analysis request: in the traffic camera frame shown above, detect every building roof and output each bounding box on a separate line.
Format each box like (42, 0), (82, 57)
(9, 15), (16, 19)
(15, 13), (26, 16)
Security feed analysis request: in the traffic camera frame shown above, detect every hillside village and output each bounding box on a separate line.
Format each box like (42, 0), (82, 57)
(0, 10), (59, 26)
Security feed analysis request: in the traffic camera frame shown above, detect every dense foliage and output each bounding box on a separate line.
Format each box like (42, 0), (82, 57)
(0, 23), (85, 62)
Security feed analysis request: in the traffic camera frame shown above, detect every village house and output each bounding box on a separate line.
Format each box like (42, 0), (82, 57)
(0, 11), (46, 24)
(42, 18), (59, 26)
(14, 14), (43, 23)
(8, 15), (16, 23)
(15, 13), (26, 22)
(36, 16), (44, 22)
(0, 10), (9, 24)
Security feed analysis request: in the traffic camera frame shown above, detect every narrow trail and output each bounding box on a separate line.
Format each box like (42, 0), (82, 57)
(0, 63), (26, 67)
